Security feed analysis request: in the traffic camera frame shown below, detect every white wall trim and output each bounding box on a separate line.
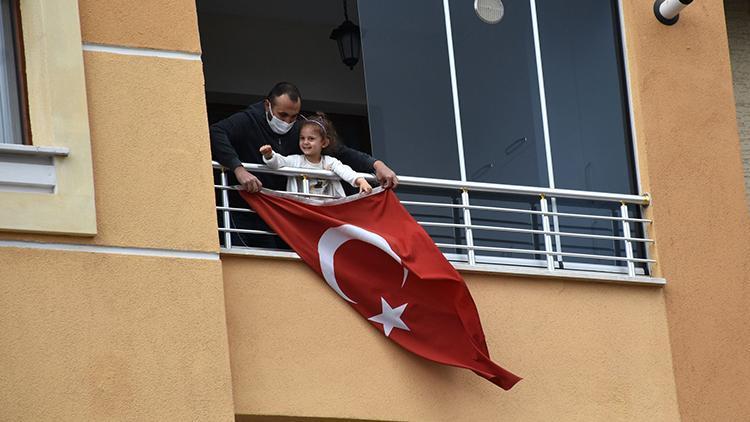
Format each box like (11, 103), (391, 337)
(82, 43), (202, 61)
(0, 239), (219, 260)
(453, 261), (665, 286)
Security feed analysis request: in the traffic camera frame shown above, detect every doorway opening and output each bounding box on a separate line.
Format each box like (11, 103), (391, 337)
(196, 0), (371, 155)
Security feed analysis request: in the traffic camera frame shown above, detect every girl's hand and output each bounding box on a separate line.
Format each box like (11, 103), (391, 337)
(356, 178), (373, 194)
(259, 144), (273, 159)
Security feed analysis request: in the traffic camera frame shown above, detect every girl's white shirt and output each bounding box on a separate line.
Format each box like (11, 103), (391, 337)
(263, 152), (361, 198)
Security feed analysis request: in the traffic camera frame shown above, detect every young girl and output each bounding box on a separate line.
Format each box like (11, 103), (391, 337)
(259, 112), (372, 198)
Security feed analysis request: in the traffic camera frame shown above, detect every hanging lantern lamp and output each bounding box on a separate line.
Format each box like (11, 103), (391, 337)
(330, 0), (361, 70)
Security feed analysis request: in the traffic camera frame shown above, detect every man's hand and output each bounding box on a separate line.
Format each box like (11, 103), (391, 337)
(234, 166), (262, 192)
(373, 160), (399, 189)
(259, 144), (273, 159)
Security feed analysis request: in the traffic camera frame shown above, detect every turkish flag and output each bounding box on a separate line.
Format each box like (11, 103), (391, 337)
(240, 188), (522, 390)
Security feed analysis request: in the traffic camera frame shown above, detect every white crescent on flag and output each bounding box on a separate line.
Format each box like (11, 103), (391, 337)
(317, 224), (409, 304)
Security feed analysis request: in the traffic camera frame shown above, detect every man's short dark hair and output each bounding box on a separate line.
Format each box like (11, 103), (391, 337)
(267, 82), (301, 105)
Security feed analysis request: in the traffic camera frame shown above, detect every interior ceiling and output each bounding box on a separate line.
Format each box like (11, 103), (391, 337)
(196, 0), (360, 25)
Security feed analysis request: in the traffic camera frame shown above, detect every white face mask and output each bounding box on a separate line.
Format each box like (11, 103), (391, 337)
(266, 103), (295, 135)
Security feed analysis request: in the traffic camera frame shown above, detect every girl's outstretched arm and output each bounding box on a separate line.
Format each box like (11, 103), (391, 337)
(260, 145), (289, 169)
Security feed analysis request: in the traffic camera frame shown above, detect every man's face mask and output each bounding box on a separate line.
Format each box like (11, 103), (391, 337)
(266, 102), (295, 135)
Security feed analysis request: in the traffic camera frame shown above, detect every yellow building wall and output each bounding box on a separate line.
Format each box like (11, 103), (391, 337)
(224, 256), (680, 422)
(622, 1), (750, 420)
(0, 1), (235, 420)
(0, 249), (234, 421)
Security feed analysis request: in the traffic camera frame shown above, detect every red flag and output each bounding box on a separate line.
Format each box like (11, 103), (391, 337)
(240, 188), (521, 390)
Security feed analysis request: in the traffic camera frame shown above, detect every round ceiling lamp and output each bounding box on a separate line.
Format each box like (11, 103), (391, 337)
(474, 0), (504, 24)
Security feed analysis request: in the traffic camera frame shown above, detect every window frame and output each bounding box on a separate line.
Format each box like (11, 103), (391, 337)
(0, 0), (24, 144)
(0, 0), (96, 235)
(9, 0), (30, 145)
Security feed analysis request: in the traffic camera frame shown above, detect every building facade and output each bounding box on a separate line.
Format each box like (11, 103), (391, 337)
(0, 0), (748, 421)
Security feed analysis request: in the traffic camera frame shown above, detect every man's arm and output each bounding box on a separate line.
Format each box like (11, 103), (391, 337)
(210, 114), (245, 170)
(333, 144), (376, 173)
(210, 112), (262, 192)
(333, 145), (399, 189)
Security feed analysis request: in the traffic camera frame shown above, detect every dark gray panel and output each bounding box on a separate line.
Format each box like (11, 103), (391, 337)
(358, 0), (461, 180)
(449, 0), (549, 187)
(537, 0), (637, 194)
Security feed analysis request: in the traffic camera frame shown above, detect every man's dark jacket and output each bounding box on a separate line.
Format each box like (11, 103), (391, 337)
(210, 101), (376, 193)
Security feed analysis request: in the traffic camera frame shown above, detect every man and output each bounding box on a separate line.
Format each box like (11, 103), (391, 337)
(211, 82), (398, 193)
(210, 82), (398, 247)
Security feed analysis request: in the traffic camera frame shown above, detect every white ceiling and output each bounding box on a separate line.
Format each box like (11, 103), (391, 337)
(196, 0), (360, 26)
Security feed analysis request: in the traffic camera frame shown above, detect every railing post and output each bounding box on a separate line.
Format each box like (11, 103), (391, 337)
(301, 174), (310, 194)
(642, 204), (654, 277)
(461, 188), (476, 266)
(540, 194), (555, 271)
(620, 202), (636, 277)
(220, 169), (232, 249)
(550, 197), (564, 268)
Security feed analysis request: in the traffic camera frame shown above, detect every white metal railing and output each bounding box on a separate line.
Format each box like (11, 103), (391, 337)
(213, 161), (656, 281)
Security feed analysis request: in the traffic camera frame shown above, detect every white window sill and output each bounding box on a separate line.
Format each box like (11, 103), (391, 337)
(0, 144), (69, 193)
(0, 143), (70, 157)
(219, 247), (666, 287)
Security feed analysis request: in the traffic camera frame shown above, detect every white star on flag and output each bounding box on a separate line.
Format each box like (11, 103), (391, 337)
(368, 297), (410, 337)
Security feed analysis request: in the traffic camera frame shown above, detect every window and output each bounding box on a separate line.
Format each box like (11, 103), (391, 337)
(358, 0), (646, 272)
(0, 0), (23, 144)
(0, 0), (96, 235)
(359, 0), (636, 192)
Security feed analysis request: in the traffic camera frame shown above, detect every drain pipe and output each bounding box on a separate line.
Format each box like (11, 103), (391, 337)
(654, 0), (693, 25)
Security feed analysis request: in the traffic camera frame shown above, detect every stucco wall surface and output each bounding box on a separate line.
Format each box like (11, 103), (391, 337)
(622, 1), (750, 420)
(0, 52), (219, 253)
(78, 0), (201, 53)
(725, 0), (750, 205)
(223, 256), (680, 422)
(0, 248), (234, 421)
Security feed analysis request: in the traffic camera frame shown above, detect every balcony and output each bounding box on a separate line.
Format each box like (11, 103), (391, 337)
(213, 162), (662, 285)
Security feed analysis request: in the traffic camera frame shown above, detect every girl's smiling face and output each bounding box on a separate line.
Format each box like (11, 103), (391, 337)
(299, 125), (329, 161)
